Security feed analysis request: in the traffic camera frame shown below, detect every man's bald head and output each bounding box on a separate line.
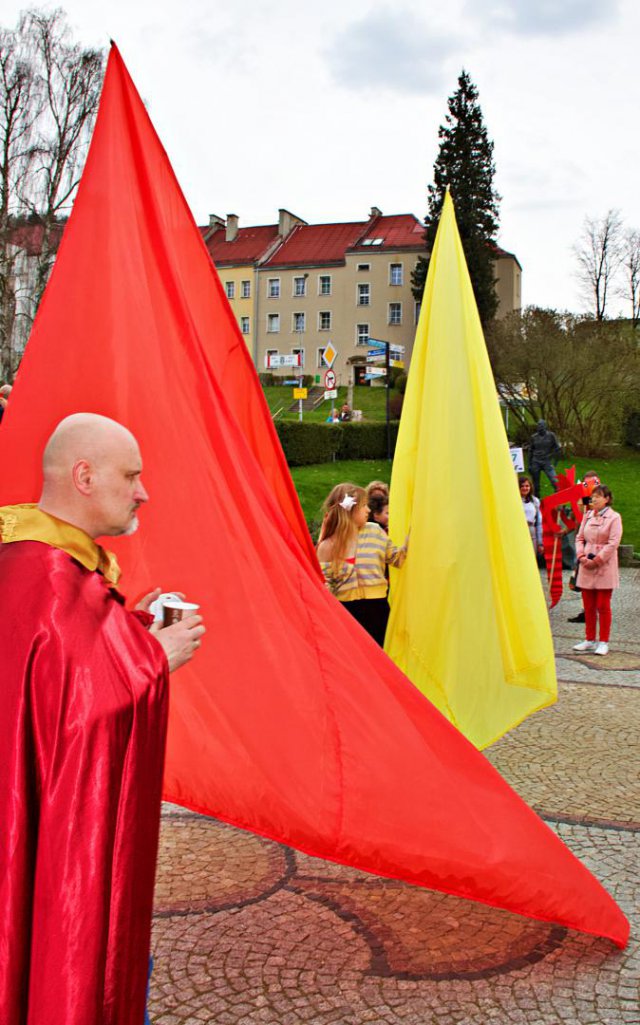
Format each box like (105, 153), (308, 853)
(43, 413), (138, 479)
(39, 413), (149, 539)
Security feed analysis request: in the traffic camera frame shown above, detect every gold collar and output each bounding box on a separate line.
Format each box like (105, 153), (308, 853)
(0, 504), (121, 585)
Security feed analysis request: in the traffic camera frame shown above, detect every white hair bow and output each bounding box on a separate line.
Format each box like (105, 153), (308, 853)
(339, 495), (357, 511)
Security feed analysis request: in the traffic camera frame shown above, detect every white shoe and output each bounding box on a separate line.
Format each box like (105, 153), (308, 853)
(594, 642), (609, 656)
(573, 640), (597, 652)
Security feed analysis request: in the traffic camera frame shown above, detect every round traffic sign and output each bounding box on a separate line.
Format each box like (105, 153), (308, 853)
(324, 369), (336, 389)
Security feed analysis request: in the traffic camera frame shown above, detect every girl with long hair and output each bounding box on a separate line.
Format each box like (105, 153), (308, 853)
(317, 483), (407, 646)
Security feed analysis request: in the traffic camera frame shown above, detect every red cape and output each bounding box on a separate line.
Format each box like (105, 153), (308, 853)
(0, 542), (168, 1025)
(0, 45), (628, 948)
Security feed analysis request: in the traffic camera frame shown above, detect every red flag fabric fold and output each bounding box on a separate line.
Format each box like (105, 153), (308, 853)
(0, 45), (628, 949)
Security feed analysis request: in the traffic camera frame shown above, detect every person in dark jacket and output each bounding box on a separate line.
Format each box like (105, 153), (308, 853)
(528, 419), (560, 495)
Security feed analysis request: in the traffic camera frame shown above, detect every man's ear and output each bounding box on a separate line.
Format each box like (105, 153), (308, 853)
(72, 459), (93, 496)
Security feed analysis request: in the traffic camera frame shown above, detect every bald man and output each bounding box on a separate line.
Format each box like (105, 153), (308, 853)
(0, 413), (205, 1025)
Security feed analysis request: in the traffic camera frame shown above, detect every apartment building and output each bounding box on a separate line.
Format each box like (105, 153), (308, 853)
(202, 207), (522, 384)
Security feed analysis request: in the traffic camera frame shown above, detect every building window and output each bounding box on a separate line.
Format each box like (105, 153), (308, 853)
(415, 301), (421, 324)
(241, 280), (251, 298)
(319, 311), (331, 331)
(267, 313), (280, 333)
(268, 278), (280, 298)
(293, 312), (305, 333)
(389, 302), (402, 325)
(225, 281), (235, 299)
(357, 283), (370, 306)
(390, 263), (403, 286)
(319, 274), (332, 295)
(317, 346), (328, 368)
(265, 348), (278, 368)
(292, 347), (305, 367)
(361, 237), (384, 247)
(240, 316), (250, 335)
(357, 263), (370, 271)
(356, 324), (369, 346)
(293, 276), (307, 297)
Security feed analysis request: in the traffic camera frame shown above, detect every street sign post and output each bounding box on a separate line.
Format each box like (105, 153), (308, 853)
(293, 387), (308, 400)
(324, 369), (336, 390)
(324, 388), (338, 400)
(322, 342), (337, 369)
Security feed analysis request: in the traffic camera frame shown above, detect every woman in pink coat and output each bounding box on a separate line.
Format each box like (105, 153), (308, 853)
(572, 486), (623, 656)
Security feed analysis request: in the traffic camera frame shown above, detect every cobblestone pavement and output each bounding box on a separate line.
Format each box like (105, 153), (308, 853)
(150, 569), (640, 1024)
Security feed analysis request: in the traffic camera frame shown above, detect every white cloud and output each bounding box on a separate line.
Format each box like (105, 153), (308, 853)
(471, 0), (619, 36)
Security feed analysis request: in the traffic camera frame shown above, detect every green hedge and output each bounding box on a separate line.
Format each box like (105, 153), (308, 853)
(275, 421), (399, 465)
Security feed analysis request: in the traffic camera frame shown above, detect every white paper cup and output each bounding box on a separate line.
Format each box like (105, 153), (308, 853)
(162, 601), (200, 627)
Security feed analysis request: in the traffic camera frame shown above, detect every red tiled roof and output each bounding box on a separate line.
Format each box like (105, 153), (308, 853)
(204, 224), (280, 265)
(264, 222), (366, 267)
(349, 214), (424, 251)
(10, 222), (66, 256)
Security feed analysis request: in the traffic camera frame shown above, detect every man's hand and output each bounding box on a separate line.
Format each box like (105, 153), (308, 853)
(151, 614), (205, 672)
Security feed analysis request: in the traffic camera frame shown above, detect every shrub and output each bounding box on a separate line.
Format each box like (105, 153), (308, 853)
(259, 372), (276, 386)
(274, 421), (400, 465)
(341, 422), (399, 460)
(275, 422), (341, 466)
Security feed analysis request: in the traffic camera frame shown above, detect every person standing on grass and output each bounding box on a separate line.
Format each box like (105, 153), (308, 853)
(572, 486), (622, 657)
(317, 483), (407, 646)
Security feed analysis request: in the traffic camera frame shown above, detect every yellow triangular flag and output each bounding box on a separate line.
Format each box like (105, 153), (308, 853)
(385, 191), (556, 748)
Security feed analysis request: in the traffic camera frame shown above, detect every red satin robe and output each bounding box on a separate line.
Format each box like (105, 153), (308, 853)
(0, 541), (169, 1025)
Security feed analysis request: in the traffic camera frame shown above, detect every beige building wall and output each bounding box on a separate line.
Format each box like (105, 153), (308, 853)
(251, 252), (422, 384)
(216, 266), (256, 353)
(216, 249), (521, 379)
(495, 256), (522, 317)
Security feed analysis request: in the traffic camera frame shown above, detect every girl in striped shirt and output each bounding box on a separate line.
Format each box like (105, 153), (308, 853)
(316, 483), (408, 646)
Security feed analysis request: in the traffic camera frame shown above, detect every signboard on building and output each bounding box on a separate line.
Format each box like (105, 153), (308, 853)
(266, 353), (302, 369)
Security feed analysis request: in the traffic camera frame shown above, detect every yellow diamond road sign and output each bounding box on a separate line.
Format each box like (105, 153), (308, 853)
(322, 342), (337, 368)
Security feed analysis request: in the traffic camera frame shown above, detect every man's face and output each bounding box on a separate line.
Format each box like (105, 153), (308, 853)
(90, 438), (149, 537)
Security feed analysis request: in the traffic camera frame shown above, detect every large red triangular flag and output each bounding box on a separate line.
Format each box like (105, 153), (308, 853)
(0, 45), (628, 947)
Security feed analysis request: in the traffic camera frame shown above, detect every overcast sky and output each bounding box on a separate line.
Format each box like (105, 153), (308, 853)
(5, 0), (638, 315)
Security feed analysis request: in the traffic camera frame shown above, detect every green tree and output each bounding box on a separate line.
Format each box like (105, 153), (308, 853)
(0, 8), (104, 381)
(485, 307), (640, 455)
(412, 70), (501, 325)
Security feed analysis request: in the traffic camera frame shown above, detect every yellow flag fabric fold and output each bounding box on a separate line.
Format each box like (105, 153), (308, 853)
(385, 192), (556, 749)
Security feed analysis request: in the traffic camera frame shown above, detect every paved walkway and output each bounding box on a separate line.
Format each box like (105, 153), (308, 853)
(149, 570), (640, 1024)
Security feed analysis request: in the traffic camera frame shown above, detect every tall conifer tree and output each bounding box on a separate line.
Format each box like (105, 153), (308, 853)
(412, 70), (501, 325)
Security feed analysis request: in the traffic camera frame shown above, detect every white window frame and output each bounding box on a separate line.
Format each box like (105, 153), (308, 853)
(317, 346), (328, 368)
(293, 276), (307, 297)
(356, 323), (370, 346)
(357, 262), (370, 271)
(267, 277), (281, 299)
(292, 312), (306, 333)
(389, 263), (403, 286)
(357, 282), (371, 307)
(318, 311), (331, 331)
(241, 279), (251, 298)
(267, 313), (280, 333)
(388, 302), (402, 325)
(318, 274), (332, 296)
(292, 347), (305, 368)
(225, 281), (235, 299)
(265, 348), (278, 369)
(240, 316), (250, 335)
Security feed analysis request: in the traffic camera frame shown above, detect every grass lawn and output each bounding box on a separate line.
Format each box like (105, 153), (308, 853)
(265, 385), (394, 423)
(291, 451), (640, 552)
